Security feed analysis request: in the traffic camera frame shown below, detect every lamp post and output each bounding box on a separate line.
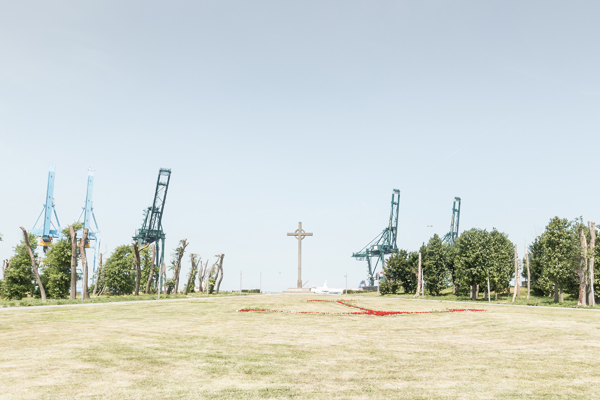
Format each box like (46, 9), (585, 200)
(344, 273), (348, 295)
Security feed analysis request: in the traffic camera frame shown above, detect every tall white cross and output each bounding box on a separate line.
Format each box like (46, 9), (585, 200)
(287, 222), (313, 289)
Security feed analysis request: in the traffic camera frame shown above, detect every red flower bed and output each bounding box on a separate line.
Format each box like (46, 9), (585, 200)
(237, 300), (485, 316)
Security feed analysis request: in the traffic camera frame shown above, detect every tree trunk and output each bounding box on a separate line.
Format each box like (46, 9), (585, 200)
(198, 258), (204, 293)
(512, 245), (519, 303)
(415, 252), (422, 297)
(184, 254), (196, 296)
(471, 284), (478, 300)
(145, 244), (156, 294)
(69, 226), (78, 299)
(173, 239), (189, 294)
(133, 240), (142, 296)
(215, 254), (225, 294)
(588, 222), (596, 306)
(554, 284), (559, 303)
(19, 227), (46, 301)
(525, 248), (531, 300)
(93, 253), (103, 296)
(578, 227), (588, 306)
(560, 285), (564, 303)
(200, 259), (208, 293)
(80, 228), (90, 300)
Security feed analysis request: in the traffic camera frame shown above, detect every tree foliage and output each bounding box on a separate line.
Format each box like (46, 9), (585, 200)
(100, 245), (135, 295)
(2, 234), (37, 299)
(452, 228), (513, 296)
(423, 234), (449, 296)
(383, 250), (419, 294)
(528, 217), (581, 300)
(40, 239), (72, 299)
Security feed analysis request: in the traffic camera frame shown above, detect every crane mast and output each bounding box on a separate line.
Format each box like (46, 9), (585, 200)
(352, 189), (400, 286)
(442, 197), (461, 246)
(133, 168), (172, 292)
(31, 164), (62, 252)
(77, 169), (101, 282)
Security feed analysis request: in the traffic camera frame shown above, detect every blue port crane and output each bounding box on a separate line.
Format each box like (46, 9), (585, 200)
(77, 169), (101, 281)
(133, 168), (172, 290)
(442, 197), (461, 246)
(352, 189), (401, 286)
(31, 164), (62, 252)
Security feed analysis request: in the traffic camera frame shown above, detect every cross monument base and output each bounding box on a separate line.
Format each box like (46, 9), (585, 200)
(283, 287), (313, 294)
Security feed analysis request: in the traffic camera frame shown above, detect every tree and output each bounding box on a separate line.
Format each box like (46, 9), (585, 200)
(453, 228), (488, 299)
(487, 229), (514, 300)
(383, 250), (419, 294)
(588, 222), (596, 306)
(20, 227), (46, 301)
(215, 254), (225, 294)
(422, 234), (449, 296)
(197, 258), (207, 293)
(93, 253), (103, 296)
(528, 237), (554, 296)
(102, 245), (135, 295)
(184, 254), (198, 295)
(168, 239), (188, 294)
(2, 233), (37, 300)
(69, 225), (78, 299)
(539, 217), (578, 303)
(144, 244), (156, 294)
(40, 238), (72, 299)
(137, 245), (154, 294)
(452, 228), (513, 300)
(79, 228), (90, 300)
(577, 225), (588, 306)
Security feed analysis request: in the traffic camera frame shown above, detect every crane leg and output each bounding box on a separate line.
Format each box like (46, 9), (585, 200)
(367, 257), (374, 286)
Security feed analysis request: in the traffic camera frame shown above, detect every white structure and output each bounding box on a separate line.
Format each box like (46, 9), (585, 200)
(311, 281), (344, 295)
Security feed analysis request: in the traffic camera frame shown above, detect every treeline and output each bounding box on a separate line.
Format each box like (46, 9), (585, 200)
(381, 217), (598, 305)
(0, 226), (225, 300)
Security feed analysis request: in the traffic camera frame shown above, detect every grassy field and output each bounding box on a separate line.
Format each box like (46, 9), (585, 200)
(383, 288), (600, 309)
(0, 291), (253, 308)
(1, 295), (599, 399)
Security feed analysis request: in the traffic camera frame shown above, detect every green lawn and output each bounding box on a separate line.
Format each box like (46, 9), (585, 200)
(1, 294), (599, 399)
(385, 287), (599, 309)
(0, 291), (253, 308)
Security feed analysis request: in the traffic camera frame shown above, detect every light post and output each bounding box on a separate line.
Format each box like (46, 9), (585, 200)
(344, 273), (348, 295)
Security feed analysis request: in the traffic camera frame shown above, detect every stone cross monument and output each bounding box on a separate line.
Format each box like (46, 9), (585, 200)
(287, 222), (313, 289)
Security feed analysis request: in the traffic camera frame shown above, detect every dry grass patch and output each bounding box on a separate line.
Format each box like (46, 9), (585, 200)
(0, 295), (599, 399)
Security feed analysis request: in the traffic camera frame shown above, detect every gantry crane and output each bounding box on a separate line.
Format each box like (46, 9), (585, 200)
(133, 168), (172, 290)
(442, 197), (461, 246)
(31, 164), (62, 252)
(77, 169), (101, 282)
(352, 189), (400, 286)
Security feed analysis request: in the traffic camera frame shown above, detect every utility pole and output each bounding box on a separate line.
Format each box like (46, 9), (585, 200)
(239, 271), (242, 295)
(260, 272), (262, 294)
(345, 273), (348, 295)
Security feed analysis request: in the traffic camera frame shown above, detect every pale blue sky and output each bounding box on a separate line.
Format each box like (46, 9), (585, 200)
(1, 1), (599, 291)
